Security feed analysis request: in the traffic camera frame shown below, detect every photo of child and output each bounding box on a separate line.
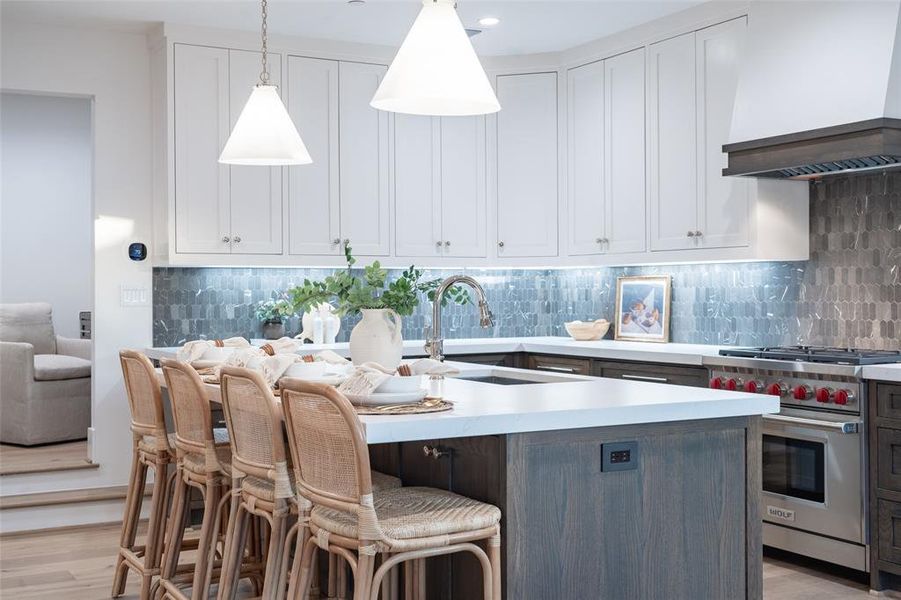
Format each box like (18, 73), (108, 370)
(614, 276), (671, 342)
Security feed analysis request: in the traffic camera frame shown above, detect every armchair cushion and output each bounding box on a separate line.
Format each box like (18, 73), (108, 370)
(56, 335), (91, 361)
(0, 303), (56, 355)
(34, 354), (91, 381)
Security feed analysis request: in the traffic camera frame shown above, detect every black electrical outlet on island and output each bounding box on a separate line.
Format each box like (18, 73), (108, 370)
(601, 441), (638, 472)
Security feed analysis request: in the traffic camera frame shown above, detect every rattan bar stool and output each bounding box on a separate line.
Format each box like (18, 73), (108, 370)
(157, 358), (262, 600)
(112, 350), (176, 600)
(279, 379), (503, 600)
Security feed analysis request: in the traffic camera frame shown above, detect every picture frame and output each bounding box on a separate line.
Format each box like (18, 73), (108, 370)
(614, 275), (672, 343)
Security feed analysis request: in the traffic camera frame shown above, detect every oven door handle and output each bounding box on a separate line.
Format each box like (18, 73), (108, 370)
(762, 413), (860, 434)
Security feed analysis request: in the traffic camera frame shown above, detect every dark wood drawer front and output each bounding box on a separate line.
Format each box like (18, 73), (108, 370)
(526, 354), (591, 375)
(878, 428), (901, 493)
(879, 499), (901, 565)
(878, 384), (901, 421)
(595, 361), (708, 388)
(453, 353), (517, 368)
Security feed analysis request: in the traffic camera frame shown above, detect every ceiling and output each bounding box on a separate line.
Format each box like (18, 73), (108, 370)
(1, 0), (703, 56)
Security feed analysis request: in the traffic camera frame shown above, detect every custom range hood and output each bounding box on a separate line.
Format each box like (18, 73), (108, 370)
(724, 1), (901, 179)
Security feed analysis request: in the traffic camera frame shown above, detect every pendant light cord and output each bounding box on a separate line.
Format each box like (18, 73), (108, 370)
(259, 0), (270, 85)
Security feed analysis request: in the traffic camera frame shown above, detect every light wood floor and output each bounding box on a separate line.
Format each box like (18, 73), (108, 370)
(0, 440), (95, 476)
(0, 522), (874, 599)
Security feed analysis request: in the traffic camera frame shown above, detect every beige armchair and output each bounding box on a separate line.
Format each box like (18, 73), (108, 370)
(0, 303), (91, 445)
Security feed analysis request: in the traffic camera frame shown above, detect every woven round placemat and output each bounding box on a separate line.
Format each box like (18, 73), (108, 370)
(354, 398), (454, 415)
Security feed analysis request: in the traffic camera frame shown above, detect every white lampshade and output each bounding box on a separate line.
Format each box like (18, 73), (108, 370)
(219, 85), (312, 165)
(371, 0), (500, 116)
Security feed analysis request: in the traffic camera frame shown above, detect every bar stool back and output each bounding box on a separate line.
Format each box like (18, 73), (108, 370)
(112, 350), (174, 599)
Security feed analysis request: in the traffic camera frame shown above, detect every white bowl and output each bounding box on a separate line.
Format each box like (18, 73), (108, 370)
(283, 361), (331, 379)
(376, 375), (425, 394)
(564, 319), (610, 341)
(199, 347), (235, 362)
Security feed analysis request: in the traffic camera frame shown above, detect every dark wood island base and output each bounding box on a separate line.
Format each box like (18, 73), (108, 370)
(371, 415), (762, 600)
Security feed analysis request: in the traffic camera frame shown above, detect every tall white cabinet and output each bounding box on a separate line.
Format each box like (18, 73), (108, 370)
(173, 44), (283, 255)
(495, 72), (559, 258)
(394, 115), (487, 258)
(567, 48), (646, 257)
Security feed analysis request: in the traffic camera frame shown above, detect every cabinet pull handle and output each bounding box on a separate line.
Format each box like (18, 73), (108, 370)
(222, 236), (230, 243)
(621, 374), (669, 383)
(422, 444), (450, 459)
(233, 235), (241, 243)
(534, 364), (577, 373)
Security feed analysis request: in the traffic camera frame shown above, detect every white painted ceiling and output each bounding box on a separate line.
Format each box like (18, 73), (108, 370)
(1, 0), (703, 56)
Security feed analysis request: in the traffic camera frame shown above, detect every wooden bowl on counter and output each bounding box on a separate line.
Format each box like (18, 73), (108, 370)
(564, 319), (610, 341)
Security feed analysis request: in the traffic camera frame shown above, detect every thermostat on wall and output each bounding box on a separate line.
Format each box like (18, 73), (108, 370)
(128, 242), (147, 261)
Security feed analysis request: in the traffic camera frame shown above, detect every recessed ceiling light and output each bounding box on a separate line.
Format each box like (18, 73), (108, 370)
(478, 16), (500, 27)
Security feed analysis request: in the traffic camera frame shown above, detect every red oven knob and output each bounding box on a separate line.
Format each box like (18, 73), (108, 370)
(709, 377), (725, 389)
(725, 378), (743, 391)
(744, 380), (765, 393)
(834, 389), (855, 405)
(792, 385), (812, 401)
(767, 382), (788, 397)
(815, 387), (833, 403)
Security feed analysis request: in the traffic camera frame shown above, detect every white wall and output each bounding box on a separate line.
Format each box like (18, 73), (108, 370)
(1, 92), (93, 338)
(0, 20), (154, 506)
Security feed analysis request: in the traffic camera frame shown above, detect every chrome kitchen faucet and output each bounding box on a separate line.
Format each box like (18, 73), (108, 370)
(424, 275), (494, 362)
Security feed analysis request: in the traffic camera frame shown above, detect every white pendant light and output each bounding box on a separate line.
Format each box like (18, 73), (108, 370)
(219, 0), (311, 165)
(371, 0), (500, 117)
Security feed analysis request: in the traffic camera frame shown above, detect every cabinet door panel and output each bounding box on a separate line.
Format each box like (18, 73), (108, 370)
(339, 62), (390, 256)
(696, 17), (750, 249)
(174, 44), (230, 254)
(495, 72), (559, 258)
(228, 49), (283, 254)
(287, 56), (340, 256)
(605, 48), (647, 254)
(440, 116), (487, 257)
(567, 61), (606, 256)
(648, 33), (697, 252)
(394, 114), (440, 257)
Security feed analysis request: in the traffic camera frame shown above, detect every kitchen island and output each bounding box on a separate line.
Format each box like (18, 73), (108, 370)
(153, 359), (775, 599)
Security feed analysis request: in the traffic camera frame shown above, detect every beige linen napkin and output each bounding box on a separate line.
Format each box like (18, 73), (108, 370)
(216, 347), (301, 387)
(258, 337), (300, 356)
(338, 366), (392, 399)
(402, 358), (461, 376)
(177, 337), (250, 362)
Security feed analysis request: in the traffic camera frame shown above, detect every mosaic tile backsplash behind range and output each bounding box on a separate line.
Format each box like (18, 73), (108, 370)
(154, 172), (901, 350)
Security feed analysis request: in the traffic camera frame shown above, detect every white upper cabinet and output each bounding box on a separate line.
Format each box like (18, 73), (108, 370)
(286, 56), (340, 256)
(695, 17), (749, 249)
(228, 49), (283, 255)
(648, 32), (698, 252)
(394, 115), (487, 258)
(604, 48), (646, 255)
(174, 44), (230, 254)
(567, 60), (606, 256)
(495, 72), (559, 258)
(567, 48), (646, 257)
(339, 62), (390, 257)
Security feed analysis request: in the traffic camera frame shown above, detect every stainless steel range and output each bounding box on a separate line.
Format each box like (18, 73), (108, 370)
(707, 346), (901, 572)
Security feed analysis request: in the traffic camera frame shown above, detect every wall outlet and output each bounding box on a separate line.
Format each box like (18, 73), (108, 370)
(601, 441), (638, 472)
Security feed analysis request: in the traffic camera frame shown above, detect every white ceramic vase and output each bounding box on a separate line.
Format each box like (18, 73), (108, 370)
(349, 308), (403, 368)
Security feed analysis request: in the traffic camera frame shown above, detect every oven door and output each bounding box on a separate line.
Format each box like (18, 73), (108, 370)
(761, 410), (864, 544)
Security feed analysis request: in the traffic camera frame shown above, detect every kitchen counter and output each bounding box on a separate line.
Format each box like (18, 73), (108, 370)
(146, 335), (729, 367)
(863, 364), (901, 383)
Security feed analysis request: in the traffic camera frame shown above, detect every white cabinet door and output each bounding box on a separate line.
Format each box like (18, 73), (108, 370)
(605, 48), (647, 255)
(394, 114), (440, 257)
(286, 56), (340, 256)
(567, 61), (606, 256)
(495, 72), (559, 258)
(339, 61), (390, 256)
(696, 17), (749, 249)
(227, 49), (283, 254)
(174, 44), (230, 254)
(648, 33), (698, 252)
(440, 116), (487, 258)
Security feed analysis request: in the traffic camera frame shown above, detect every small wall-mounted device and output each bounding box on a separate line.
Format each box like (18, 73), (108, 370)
(600, 441), (638, 472)
(128, 242), (147, 261)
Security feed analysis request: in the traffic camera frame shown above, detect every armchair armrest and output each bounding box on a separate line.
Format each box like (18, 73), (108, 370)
(1, 342), (35, 402)
(56, 336), (91, 361)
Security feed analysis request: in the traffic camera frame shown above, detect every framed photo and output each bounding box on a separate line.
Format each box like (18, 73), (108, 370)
(614, 275), (672, 343)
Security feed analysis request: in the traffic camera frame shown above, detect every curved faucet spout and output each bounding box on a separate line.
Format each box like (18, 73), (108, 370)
(425, 275), (494, 361)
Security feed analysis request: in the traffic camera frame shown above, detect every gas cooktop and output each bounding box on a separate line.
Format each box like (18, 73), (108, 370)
(718, 345), (901, 365)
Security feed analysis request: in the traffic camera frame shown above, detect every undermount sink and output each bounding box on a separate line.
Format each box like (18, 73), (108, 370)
(450, 368), (586, 386)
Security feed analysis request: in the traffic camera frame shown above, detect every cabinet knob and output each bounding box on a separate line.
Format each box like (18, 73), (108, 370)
(694, 230), (703, 237)
(333, 238), (341, 245)
(687, 231), (695, 237)
(343, 238), (350, 245)
(595, 237), (603, 244)
(436, 241), (443, 248)
(498, 241), (505, 248)
(233, 235), (241, 243)
(222, 236), (230, 243)
(444, 240), (451, 247)
(422, 444), (450, 460)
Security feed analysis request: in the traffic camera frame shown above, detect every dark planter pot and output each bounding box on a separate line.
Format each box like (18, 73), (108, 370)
(261, 321), (286, 340)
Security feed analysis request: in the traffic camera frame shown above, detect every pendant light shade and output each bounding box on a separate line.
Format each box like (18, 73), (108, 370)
(219, 85), (312, 165)
(371, 0), (500, 116)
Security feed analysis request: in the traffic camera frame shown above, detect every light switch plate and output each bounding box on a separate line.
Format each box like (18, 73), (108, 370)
(120, 285), (149, 307)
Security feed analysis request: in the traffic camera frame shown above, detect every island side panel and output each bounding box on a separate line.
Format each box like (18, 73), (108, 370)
(505, 417), (759, 600)
(745, 415), (763, 600)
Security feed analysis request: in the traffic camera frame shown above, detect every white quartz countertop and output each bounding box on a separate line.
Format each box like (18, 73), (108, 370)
(862, 364), (901, 383)
(146, 336), (730, 366)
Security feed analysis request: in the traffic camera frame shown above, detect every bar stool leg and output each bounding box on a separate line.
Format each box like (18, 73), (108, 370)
(112, 447), (145, 597)
(141, 458), (169, 599)
(217, 503), (250, 600)
(260, 511), (287, 600)
(354, 552), (376, 600)
(489, 535), (502, 600)
(190, 479), (221, 600)
(403, 560), (413, 600)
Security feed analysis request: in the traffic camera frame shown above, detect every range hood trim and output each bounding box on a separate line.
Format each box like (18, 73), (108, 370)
(722, 118), (901, 179)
